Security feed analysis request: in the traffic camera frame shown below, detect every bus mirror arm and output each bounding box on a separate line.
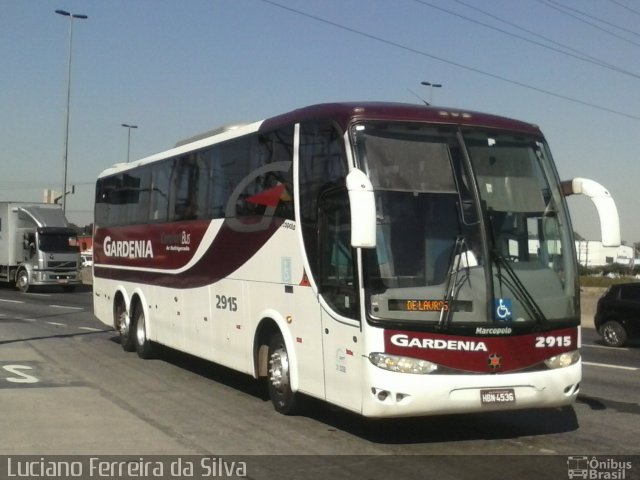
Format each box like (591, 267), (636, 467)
(561, 177), (620, 247)
(346, 169), (377, 248)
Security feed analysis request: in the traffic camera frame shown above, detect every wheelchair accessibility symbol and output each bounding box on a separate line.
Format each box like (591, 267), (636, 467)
(494, 298), (512, 321)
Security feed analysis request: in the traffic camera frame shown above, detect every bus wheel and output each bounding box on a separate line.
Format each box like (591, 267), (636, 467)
(118, 306), (136, 352)
(267, 333), (298, 415)
(134, 306), (155, 359)
(16, 269), (30, 293)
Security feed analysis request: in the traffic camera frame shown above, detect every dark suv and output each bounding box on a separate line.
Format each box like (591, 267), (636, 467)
(594, 282), (640, 347)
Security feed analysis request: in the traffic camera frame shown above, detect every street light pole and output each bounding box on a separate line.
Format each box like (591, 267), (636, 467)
(56, 9), (87, 214)
(121, 124), (138, 163)
(420, 81), (442, 105)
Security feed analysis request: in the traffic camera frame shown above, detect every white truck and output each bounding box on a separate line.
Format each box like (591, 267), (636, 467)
(0, 202), (81, 292)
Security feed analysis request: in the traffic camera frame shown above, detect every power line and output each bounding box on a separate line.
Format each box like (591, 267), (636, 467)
(255, 0), (640, 121)
(68, 181), (95, 186)
(536, 0), (640, 48)
(546, 0), (640, 38)
(606, 0), (640, 18)
(449, 0), (640, 79)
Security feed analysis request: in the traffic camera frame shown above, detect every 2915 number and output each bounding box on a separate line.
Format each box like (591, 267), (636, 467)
(535, 335), (571, 348)
(216, 295), (238, 312)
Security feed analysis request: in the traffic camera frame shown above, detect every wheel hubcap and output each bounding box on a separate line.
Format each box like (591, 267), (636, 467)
(604, 326), (619, 344)
(136, 314), (146, 345)
(269, 348), (290, 393)
(120, 313), (130, 336)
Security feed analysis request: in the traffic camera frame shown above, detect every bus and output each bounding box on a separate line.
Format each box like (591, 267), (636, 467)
(93, 102), (619, 417)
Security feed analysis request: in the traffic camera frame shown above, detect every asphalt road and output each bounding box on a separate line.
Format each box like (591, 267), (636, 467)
(0, 284), (637, 479)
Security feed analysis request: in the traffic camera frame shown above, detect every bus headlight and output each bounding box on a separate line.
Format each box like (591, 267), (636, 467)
(369, 353), (438, 374)
(544, 350), (580, 369)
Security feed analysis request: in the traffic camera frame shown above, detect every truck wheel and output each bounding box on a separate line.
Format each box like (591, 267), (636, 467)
(267, 332), (298, 415)
(600, 320), (628, 347)
(16, 269), (31, 293)
(134, 306), (155, 359)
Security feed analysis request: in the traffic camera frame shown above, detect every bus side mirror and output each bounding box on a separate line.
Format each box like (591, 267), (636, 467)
(561, 177), (620, 247)
(346, 169), (376, 248)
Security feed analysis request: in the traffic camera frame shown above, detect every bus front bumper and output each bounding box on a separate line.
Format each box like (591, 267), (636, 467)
(361, 361), (581, 418)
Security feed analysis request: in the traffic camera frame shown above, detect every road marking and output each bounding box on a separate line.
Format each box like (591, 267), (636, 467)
(583, 361), (638, 371)
(582, 343), (629, 351)
(3, 365), (39, 384)
(49, 304), (83, 310)
(0, 299), (24, 304)
(78, 327), (105, 332)
(46, 321), (66, 327)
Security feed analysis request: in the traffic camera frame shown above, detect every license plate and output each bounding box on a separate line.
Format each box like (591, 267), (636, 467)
(480, 388), (516, 405)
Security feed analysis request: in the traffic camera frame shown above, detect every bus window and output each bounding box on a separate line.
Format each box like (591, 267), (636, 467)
(150, 159), (172, 222)
(124, 167), (151, 224)
(318, 188), (358, 319)
(299, 122), (348, 285)
(172, 154), (208, 221)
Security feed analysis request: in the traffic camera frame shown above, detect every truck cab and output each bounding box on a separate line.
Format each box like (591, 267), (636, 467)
(0, 203), (81, 292)
(15, 226), (81, 292)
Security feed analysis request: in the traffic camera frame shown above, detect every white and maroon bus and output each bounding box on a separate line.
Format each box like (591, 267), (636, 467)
(93, 102), (619, 417)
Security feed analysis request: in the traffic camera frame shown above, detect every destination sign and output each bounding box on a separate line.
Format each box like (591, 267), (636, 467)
(388, 299), (448, 312)
(388, 299), (472, 312)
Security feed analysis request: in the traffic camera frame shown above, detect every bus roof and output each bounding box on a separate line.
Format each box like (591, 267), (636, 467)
(260, 102), (542, 135)
(99, 102), (543, 178)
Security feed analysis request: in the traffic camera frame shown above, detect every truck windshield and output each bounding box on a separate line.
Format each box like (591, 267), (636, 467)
(353, 122), (578, 328)
(38, 232), (79, 253)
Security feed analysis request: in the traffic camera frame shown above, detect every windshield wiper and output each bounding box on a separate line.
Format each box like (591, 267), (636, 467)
(492, 251), (547, 324)
(438, 236), (472, 329)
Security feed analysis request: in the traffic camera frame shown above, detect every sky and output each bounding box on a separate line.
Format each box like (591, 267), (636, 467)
(2, 0), (639, 245)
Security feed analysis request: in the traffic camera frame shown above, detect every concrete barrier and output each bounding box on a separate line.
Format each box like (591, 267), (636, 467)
(580, 286), (606, 330)
(80, 267), (92, 285)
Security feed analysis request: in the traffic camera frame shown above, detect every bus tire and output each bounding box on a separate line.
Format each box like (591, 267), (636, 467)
(119, 307), (136, 352)
(134, 306), (155, 359)
(16, 269), (31, 293)
(267, 332), (298, 415)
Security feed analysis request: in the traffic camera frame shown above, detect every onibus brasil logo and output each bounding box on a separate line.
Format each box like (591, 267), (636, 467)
(567, 456), (633, 479)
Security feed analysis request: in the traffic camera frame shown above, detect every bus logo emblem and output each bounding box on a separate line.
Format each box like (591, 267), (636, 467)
(487, 353), (502, 370)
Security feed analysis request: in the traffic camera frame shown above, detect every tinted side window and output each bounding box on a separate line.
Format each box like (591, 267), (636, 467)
(318, 188), (358, 319)
(150, 159), (173, 223)
(172, 154), (208, 221)
(95, 167), (152, 226)
(124, 167), (151, 224)
(95, 127), (295, 227)
(299, 122), (348, 284)
(620, 285), (640, 301)
(202, 128), (294, 220)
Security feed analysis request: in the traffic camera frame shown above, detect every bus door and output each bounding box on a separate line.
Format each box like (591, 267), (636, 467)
(318, 188), (363, 412)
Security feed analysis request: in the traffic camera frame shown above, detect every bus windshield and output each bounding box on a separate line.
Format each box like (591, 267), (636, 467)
(353, 122), (578, 328)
